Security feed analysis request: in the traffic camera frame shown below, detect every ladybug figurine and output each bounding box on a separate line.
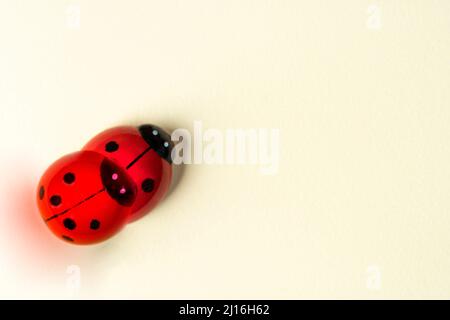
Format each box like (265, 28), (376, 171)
(37, 124), (174, 245)
(83, 124), (173, 222)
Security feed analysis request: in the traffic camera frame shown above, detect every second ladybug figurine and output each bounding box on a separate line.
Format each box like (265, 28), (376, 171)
(83, 124), (173, 222)
(37, 124), (174, 245)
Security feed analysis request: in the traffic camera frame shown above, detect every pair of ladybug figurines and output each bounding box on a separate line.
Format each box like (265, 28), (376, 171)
(37, 124), (174, 245)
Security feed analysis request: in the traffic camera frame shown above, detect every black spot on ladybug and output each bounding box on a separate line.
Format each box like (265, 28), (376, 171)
(105, 141), (119, 153)
(63, 218), (76, 230)
(141, 178), (154, 193)
(39, 186), (45, 200)
(90, 219), (100, 230)
(62, 235), (74, 242)
(63, 172), (75, 184)
(50, 195), (62, 206)
(100, 158), (136, 206)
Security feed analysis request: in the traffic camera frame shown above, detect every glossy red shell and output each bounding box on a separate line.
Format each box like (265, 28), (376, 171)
(37, 151), (136, 244)
(83, 126), (172, 222)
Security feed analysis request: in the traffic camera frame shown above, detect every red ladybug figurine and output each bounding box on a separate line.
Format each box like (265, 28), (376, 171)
(37, 151), (137, 244)
(37, 124), (174, 245)
(83, 124), (173, 222)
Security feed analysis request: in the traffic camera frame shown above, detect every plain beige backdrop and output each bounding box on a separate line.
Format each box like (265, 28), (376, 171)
(0, 1), (449, 299)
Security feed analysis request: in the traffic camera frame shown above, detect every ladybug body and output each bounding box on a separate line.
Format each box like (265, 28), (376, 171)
(37, 124), (174, 245)
(83, 125), (173, 222)
(37, 151), (136, 244)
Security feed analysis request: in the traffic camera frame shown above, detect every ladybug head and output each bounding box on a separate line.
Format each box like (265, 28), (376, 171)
(138, 124), (174, 164)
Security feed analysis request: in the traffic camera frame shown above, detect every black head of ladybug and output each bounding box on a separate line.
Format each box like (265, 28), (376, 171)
(138, 124), (174, 164)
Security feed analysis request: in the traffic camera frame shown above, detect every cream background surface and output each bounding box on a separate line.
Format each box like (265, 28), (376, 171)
(0, 1), (449, 299)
